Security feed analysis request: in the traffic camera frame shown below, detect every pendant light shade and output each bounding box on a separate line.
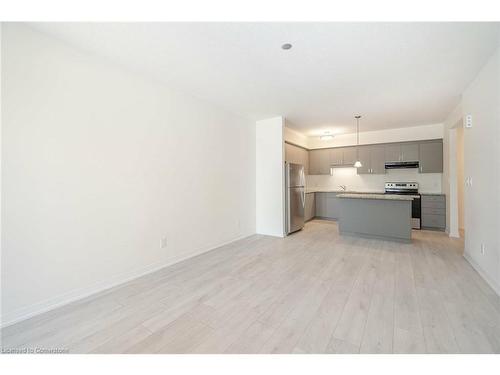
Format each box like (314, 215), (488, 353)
(354, 115), (362, 168)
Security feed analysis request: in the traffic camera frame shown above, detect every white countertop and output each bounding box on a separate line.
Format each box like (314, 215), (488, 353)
(305, 188), (384, 194)
(306, 188), (444, 196)
(337, 193), (415, 201)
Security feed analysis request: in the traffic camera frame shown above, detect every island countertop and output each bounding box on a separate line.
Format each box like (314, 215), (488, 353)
(305, 188), (385, 194)
(337, 193), (416, 201)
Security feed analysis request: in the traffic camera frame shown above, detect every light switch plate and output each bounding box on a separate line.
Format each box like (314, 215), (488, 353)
(161, 237), (168, 248)
(465, 114), (472, 128)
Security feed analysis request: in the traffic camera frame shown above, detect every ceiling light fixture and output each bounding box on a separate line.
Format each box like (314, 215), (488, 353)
(320, 131), (334, 141)
(354, 115), (362, 168)
(281, 43), (292, 50)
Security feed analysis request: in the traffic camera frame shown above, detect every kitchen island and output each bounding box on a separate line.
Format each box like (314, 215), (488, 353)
(337, 193), (414, 242)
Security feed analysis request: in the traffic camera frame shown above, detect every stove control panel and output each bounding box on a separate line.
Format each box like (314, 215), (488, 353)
(385, 182), (419, 190)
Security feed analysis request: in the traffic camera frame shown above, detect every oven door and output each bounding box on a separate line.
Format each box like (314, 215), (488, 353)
(411, 196), (421, 229)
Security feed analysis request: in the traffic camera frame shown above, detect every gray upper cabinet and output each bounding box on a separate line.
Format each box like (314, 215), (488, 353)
(385, 144), (401, 162)
(307, 139), (443, 175)
(309, 147), (357, 174)
(357, 145), (386, 175)
(330, 148), (343, 166)
(330, 147), (356, 167)
(285, 143), (309, 175)
(385, 142), (419, 162)
(309, 148), (331, 175)
(419, 141), (443, 173)
(356, 146), (371, 174)
(370, 145), (386, 174)
(401, 143), (419, 161)
(342, 147), (357, 165)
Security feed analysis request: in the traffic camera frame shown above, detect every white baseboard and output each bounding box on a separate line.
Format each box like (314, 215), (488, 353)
(463, 253), (500, 296)
(0, 233), (253, 328)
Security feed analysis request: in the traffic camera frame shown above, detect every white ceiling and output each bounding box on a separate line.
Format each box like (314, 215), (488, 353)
(29, 22), (499, 136)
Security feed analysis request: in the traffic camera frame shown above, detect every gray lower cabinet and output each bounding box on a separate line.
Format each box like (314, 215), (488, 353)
(309, 149), (331, 175)
(315, 192), (340, 220)
(421, 194), (446, 230)
(419, 141), (443, 173)
(305, 193), (315, 221)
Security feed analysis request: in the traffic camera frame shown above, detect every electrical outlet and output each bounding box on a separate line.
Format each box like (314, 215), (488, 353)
(480, 244), (486, 255)
(161, 237), (168, 249)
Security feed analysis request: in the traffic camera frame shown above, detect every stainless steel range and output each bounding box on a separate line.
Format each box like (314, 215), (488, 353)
(385, 182), (421, 229)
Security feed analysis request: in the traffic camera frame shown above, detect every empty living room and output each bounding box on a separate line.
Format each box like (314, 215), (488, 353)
(1, 1), (500, 374)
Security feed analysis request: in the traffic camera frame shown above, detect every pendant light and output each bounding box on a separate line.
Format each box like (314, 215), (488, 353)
(353, 115), (362, 168)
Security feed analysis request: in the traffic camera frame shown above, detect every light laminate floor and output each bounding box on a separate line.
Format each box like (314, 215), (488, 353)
(2, 220), (500, 353)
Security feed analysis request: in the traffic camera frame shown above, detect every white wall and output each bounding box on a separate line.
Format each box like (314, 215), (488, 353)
(460, 48), (500, 294)
(442, 103), (463, 237)
(0, 23), (3, 336)
(307, 123), (443, 149)
(307, 168), (442, 194)
(256, 117), (284, 237)
(1, 24), (256, 326)
(284, 125), (308, 149)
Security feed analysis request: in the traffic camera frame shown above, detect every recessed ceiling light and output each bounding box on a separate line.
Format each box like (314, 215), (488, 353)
(320, 131), (334, 141)
(281, 43), (292, 50)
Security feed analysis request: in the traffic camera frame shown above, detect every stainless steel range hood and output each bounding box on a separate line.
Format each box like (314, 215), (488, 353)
(385, 161), (419, 169)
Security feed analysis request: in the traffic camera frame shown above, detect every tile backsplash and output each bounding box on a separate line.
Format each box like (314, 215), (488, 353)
(306, 167), (442, 193)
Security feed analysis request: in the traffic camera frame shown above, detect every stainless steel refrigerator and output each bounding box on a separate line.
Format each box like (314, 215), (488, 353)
(285, 162), (305, 235)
